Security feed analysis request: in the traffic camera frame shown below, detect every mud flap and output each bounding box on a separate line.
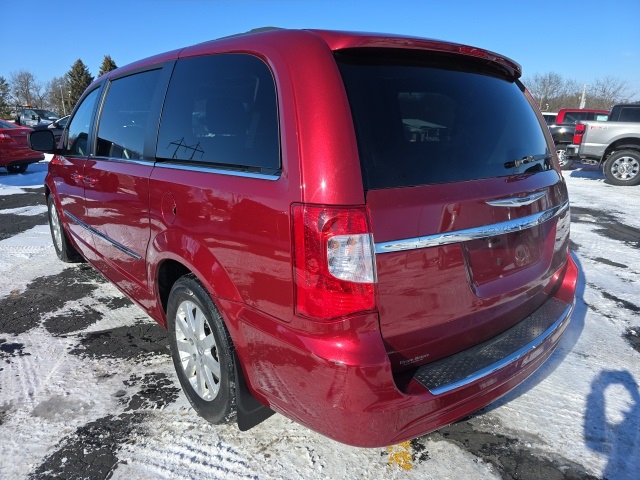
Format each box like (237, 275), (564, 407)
(233, 352), (275, 431)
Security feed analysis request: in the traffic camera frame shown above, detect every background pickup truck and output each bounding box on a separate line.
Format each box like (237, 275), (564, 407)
(548, 108), (609, 168)
(565, 104), (640, 186)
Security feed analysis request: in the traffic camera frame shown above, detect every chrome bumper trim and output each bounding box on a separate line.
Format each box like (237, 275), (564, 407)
(375, 200), (569, 254)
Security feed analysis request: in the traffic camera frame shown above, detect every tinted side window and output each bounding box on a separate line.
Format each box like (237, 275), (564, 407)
(64, 88), (101, 156)
(96, 69), (161, 160)
(337, 52), (550, 189)
(619, 107), (640, 122)
(157, 54), (280, 173)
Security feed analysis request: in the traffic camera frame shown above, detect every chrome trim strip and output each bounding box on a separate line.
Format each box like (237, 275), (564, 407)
(485, 191), (546, 207)
(64, 211), (142, 260)
(429, 301), (574, 395)
(375, 200), (569, 254)
(89, 156), (156, 167)
(153, 162), (281, 181)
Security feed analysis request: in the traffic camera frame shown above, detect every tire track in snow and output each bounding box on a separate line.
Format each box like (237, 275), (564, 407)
(29, 373), (182, 480)
(428, 420), (599, 480)
(0, 245), (51, 255)
(29, 412), (147, 480)
(115, 429), (262, 480)
(571, 206), (640, 248)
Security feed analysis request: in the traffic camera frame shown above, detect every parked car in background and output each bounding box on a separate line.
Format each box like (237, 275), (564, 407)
(548, 108), (609, 168)
(14, 107), (60, 128)
(566, 104), (640, 185)
(29, 28), (577, 447)
(32, 115), (70, 143)
(0, 119), (44, 174)
(542, 112), (557, 125)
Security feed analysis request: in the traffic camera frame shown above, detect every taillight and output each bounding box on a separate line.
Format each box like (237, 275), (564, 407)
(573, 123), (586, 145)
(292, 204), (377, 321)
(0, 133), (15, 144)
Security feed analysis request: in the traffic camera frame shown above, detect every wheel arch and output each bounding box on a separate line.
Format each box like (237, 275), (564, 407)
(156, 258), (191, 319)
(148, 229), (242, 323)
(603, 139), (640, 163)
(156, 256), (275, 430)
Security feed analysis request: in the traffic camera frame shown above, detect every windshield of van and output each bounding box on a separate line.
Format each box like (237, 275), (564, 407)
(336, 50), (551, 190)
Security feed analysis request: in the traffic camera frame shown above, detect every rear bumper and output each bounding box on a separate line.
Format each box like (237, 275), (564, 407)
(414, 297), (572, 395)
(565, 144), (603, 164)
(229, 255), (578, 447)
(565, 144), (579, 159)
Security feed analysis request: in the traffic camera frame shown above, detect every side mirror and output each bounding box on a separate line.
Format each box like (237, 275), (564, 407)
(28, 129), (57, 152)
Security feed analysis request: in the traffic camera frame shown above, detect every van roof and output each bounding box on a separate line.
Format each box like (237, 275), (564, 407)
(99, 29), (522, 83)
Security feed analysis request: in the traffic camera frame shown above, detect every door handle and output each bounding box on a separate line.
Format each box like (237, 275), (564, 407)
(70, 173), (84, 183)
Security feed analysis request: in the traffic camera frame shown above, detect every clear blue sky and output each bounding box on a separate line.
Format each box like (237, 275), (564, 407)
(6, 0), (640, 98)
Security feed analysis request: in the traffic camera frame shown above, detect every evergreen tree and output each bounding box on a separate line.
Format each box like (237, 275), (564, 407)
(0, 76), (11, 118)
(67, 59), (94, 110)
(98, 55), (118, 77)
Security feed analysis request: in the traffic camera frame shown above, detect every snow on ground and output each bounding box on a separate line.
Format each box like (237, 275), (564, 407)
(0, 163), (638, 479)
(0, 157), (51, 195)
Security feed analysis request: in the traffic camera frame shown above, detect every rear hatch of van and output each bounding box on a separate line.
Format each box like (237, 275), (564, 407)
(335, 48), (571, 372)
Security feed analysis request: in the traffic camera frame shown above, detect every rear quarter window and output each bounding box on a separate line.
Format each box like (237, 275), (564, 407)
(156, 54), (280, 174)
(336, 50), (551, 190)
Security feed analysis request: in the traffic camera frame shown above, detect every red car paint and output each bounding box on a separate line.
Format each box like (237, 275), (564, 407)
(40, 29), (576, 447)
(0, 119), (44, 171)
(554, 108), (609, 125)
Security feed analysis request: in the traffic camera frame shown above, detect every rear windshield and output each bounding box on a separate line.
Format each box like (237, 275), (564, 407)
(336, 50), (551, 190)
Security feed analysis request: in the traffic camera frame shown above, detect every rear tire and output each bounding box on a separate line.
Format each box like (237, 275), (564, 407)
(47, 196), (83, 262)
(6, 164), (28, 174)
(167, 275), (237, 424)
(603, 150), (640, 186)
(556, 145), (573, 170)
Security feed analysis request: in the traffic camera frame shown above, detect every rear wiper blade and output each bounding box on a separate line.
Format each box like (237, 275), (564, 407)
(504, 154), (551, 169)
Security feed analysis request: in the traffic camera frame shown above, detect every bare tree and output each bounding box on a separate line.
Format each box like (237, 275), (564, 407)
(587, 76), (635, 110)
(524, 72), (564, 108)
(9, 70), (46, 108)
(522, 72), (581, 111)
(45, 76), (71, 115)
(524, 72), (638, 111)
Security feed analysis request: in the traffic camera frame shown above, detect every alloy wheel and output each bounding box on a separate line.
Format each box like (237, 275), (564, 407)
(174, 300), (221, 401)
(610, 155), (639, 181)
(50, 204), (63, 252)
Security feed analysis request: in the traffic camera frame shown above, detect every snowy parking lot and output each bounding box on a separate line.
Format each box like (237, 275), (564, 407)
(0, 161), (638, 480)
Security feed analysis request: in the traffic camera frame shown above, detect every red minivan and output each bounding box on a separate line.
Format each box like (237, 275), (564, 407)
(30, 29), (577, 447)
